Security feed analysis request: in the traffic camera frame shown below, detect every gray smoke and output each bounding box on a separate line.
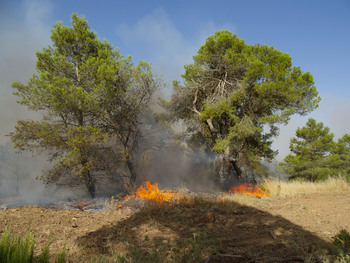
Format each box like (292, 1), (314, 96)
(0, 0), (52, 145)
(0, 141), (86, 204)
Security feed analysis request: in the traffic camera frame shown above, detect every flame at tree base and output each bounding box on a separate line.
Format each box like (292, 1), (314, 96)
(121, 181), (269, 207)
(229, 183), (270, 197)
(135, 181), (182, 204)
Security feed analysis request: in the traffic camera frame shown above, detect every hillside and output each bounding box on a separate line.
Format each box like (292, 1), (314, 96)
(1, 182), (349, 262)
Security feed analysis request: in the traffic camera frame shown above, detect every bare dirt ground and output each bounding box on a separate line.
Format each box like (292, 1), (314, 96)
(1, 191), (349, 262)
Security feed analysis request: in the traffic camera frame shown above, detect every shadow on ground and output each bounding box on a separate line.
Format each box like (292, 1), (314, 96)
(77, 198), (334, 262)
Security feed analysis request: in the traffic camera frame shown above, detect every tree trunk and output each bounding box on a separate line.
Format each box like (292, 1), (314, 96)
(126, 160), (137, 183)
(81, 158), (95, 198)
(218, 154), (226, 185)
(85, 172), (96, 198)
(119, 160), (138, 194)
(230, 159), (242, 180)
(84, 170), (95, 198)
(217, 153), (243, 188)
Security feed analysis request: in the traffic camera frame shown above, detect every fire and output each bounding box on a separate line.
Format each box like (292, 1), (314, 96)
(135, 181), (180, 204)
(229, 183), (270, 197)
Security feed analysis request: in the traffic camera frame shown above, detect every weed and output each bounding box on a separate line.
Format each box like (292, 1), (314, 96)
(0, 228), (65, 263)
(39, 242), (50, 263)
(333, 229), (350, 253)
(55, 249), (66, 263)
(0, 228), (34, 263)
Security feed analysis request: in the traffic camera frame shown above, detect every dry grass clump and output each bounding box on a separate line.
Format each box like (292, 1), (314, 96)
(262, 176), (350, 197)
(218, 192), (270, 207)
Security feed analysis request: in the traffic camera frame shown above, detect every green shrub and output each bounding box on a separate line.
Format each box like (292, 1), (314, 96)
(333, 229), (350, 253)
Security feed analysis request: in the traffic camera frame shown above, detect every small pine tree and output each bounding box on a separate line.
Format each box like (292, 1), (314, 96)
(281, 118), (342, 181)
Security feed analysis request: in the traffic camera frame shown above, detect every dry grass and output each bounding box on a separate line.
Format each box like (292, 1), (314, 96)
(219, 192), (270, 207)
(218, 176), (350, 207)
(262, 176), (350, 197)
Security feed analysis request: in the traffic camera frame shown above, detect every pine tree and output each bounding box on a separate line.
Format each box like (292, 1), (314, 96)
(11, 14), (159, 197)
(167, 31), (320, 185)
(281, 118), (338, 181)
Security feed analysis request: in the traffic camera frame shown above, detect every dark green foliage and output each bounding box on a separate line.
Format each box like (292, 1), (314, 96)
(167, 30), (320, 181)
(281, 118), (350, 181)
(333, 134), (350, 180)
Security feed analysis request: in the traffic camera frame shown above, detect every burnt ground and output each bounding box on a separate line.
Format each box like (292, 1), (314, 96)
(0, 191), (349, 262)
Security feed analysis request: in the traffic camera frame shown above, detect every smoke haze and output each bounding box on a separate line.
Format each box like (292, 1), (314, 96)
(0, 1), (349, 202)
(0, 0), (51, 144)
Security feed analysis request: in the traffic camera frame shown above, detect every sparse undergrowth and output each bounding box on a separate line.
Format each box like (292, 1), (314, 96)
(1, 179), (350, 262)
(111, 231), (219, 263)
(324, 229), (350, 263)
(2, 227), (350, 263)
(333, 229), (350, 254)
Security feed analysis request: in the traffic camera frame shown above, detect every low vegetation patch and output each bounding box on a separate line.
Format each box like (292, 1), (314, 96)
(0, 228), (65, 263)
(333, 229), (350, 254)
(262, 176), (349, 197)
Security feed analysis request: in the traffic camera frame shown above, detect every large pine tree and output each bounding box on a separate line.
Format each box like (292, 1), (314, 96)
(167, 31), (320, 185)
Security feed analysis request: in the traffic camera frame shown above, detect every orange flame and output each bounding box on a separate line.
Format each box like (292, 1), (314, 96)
(229, 183), (270, 197)
(135, 181), (179, 204)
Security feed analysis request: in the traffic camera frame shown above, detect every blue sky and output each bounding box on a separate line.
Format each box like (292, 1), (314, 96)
(0, 0), (349, 159)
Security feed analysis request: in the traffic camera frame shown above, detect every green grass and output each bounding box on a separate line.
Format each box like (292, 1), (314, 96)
(0, 228), (65, 263)
(0, 228), (34, 263)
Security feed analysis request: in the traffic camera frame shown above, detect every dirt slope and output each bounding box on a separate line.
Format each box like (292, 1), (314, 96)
(0, 192), (349, 262)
